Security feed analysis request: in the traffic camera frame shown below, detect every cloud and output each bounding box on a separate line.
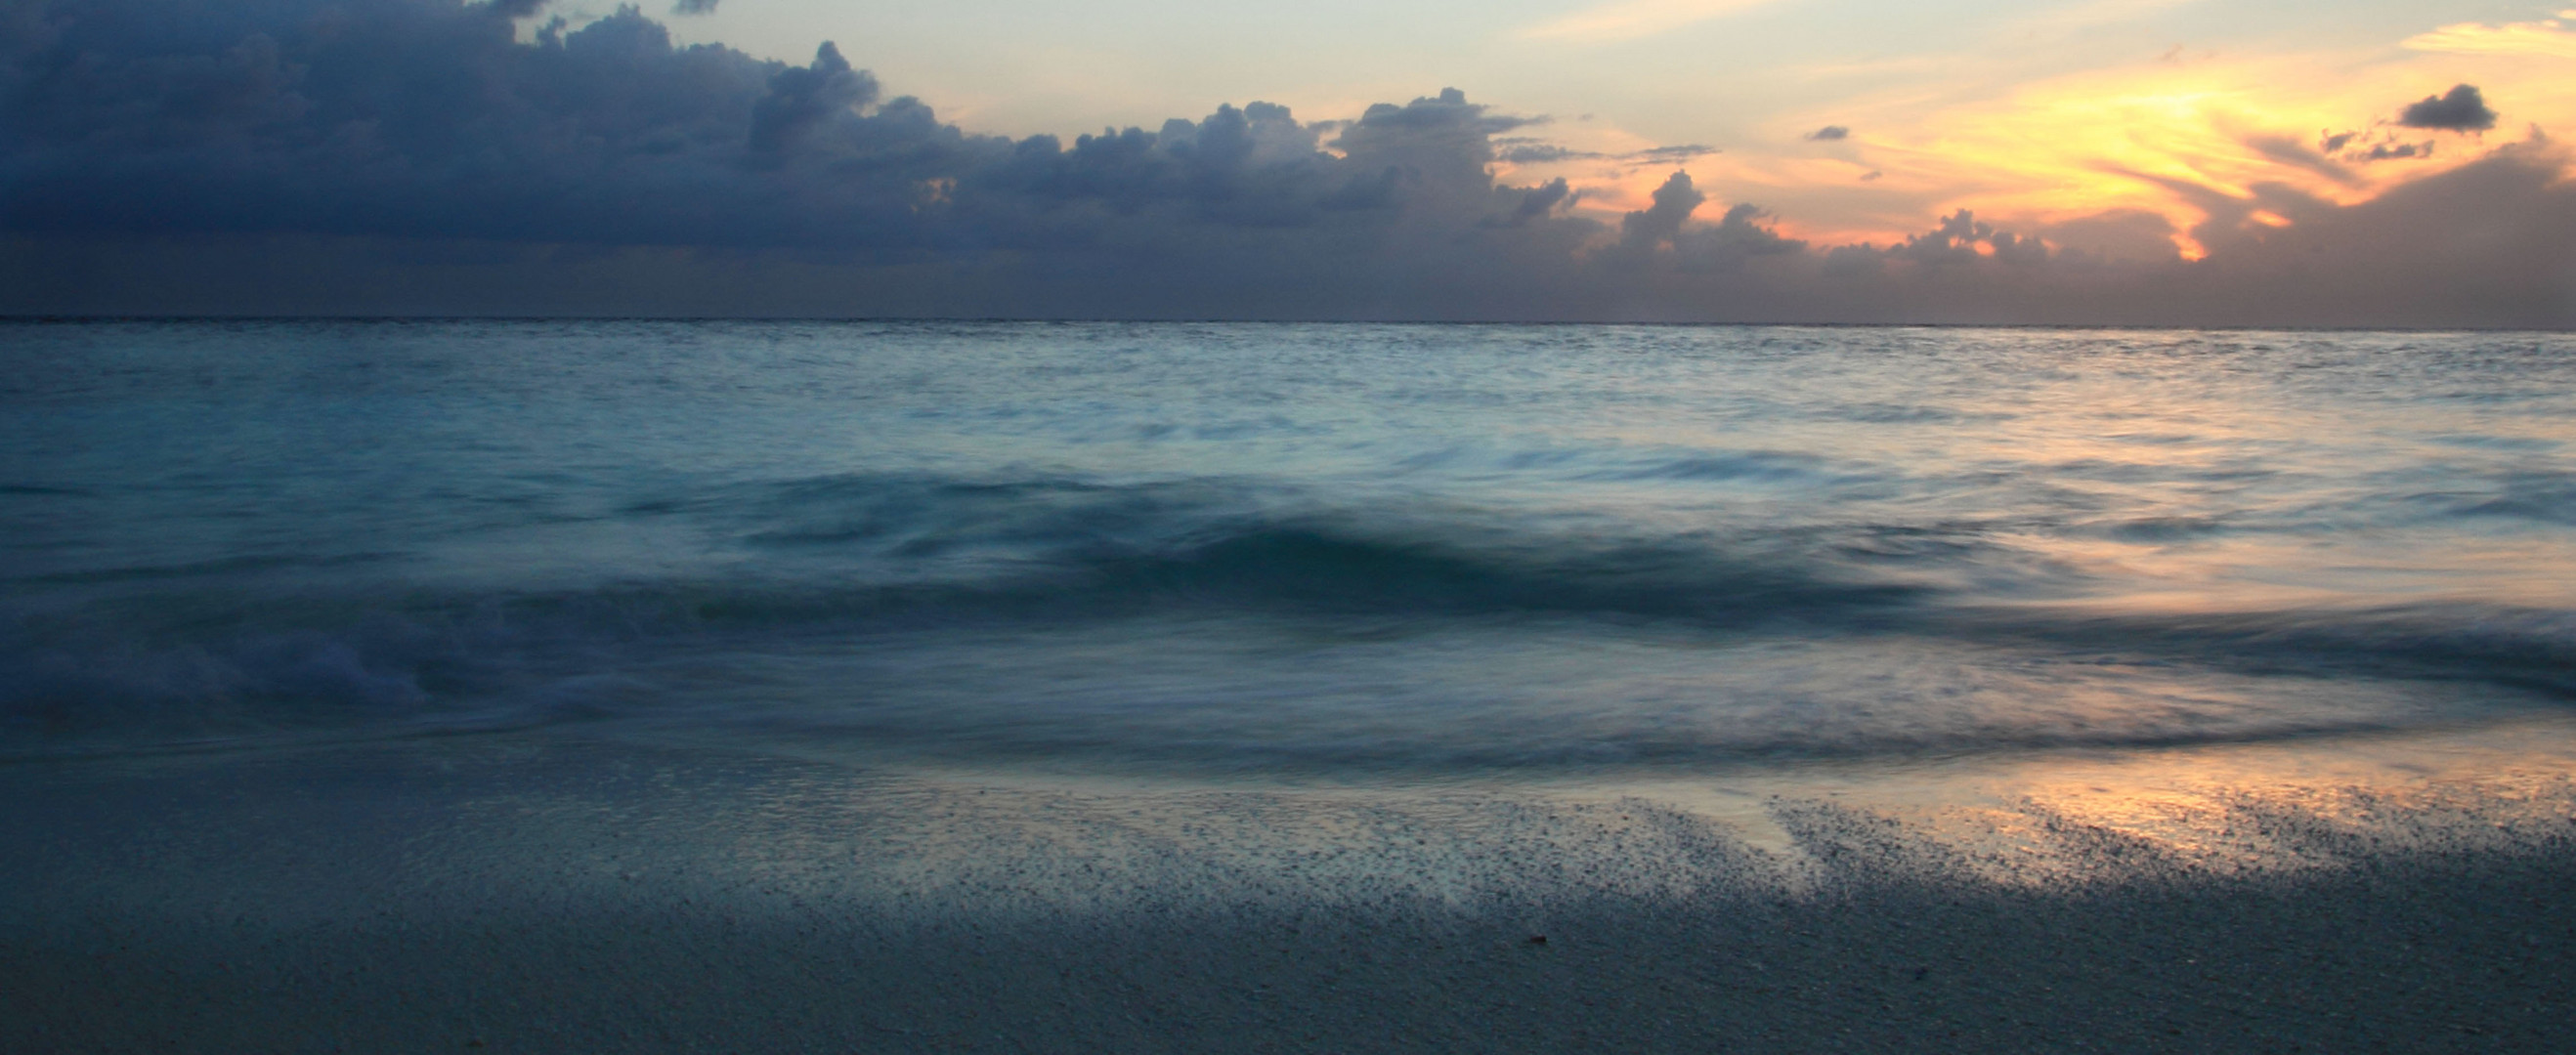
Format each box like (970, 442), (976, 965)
(1593, 172), (1804, 275)
(1490, 140), (1714, 166)
(748, 43), (880, 158)
(1, 2), (968, 250)
(1518, 0), (1784, 44)
(1491, 178), (1576, 227)
(1618, 170), (1706, 249)
(1495, 141), (1600, 164)
(2317, 127), (2443, 167)
(672, 0), (718, 14)
(2398, 84), (2498, 132)
(1888, 209), (2045, 267)
(1672, 203), (1805, 272)
(1625, 144), (1720, 163)
(2039, 208), (2179, 265)
(1805, 125), (1849, 141)
(2154, 143), (2576, 325)
(3, 0), (2570, 327)
(1334, 87), (1543, 191)
(2246, 135), (2359, 186)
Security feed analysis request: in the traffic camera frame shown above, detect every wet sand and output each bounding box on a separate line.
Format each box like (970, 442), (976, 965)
(6, 731), (2576, 1053)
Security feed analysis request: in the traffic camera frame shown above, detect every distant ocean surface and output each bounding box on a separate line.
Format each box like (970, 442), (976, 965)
(5, 320), (2573, 775)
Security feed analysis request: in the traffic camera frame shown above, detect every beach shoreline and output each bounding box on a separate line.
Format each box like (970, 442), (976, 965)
(8, 733), (2575, 1053)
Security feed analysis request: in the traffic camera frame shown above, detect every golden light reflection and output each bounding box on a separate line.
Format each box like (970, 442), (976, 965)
(693, 712), (2576, 907)
(1591, 715), (2576, 890)
(1948, 719), (2576, 883)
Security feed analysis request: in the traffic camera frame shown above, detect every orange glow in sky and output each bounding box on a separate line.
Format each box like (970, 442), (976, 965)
(1486, 19), (2575, 258)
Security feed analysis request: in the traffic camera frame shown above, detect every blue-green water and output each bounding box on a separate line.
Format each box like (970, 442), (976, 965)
(5, 320), (2573, 773)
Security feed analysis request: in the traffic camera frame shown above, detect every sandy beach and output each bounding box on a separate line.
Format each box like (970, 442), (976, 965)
(8, 729), (2575, 1054)
(12, 0), (2576, 1036)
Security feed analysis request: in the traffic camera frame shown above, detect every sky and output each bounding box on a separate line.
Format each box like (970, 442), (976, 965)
(4, 0), (2573, 323)
(654, 0), (2573, 246)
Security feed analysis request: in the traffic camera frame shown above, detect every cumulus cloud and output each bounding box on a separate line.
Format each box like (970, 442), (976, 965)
(1, 0), (2569, 326)
(0, 0), (1501, 252)
(1491, 178), (1576, 227)
(1887, 210), (2046, 267)
(1672, 203), (1805, 273)
(2399, 84), (2498, 132)
(748, 43), (879, 158)
(1617, 170), (1705, 249)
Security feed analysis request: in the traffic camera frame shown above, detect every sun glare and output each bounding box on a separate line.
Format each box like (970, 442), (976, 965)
(1732, 42), (2572, 253)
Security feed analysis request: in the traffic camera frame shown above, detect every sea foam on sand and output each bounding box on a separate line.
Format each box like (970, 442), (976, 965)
(7, 724), (2576, 1053)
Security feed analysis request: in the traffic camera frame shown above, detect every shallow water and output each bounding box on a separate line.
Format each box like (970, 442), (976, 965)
(5, 320), (2573, 776)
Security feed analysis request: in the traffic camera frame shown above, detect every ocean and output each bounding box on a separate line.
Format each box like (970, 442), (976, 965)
(6, 319), (2574, 778)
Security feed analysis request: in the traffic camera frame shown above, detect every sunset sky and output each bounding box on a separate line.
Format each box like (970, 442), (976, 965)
(660, 0), (2576, 251)
(4, 0), (2572, 322)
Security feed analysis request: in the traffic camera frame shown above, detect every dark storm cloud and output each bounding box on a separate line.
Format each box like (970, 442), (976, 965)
(747, 43), (878, 157)
(2398, 84), (2497, 132)
(0, 0), (1567, 255)
(2039, 209), (2178, 266)
(1597, 171), (1802, 275)
(1671, 203), (1805, 273)
(1490, 178), (1575, 227)
(2, 0), (2570, 326)
(1620, 171), (1705, 248)
(2147, 144), (2575, 326)
(0, 1), (966, 249)
(1887, 210), (2044, 267)
(1331, 87), (1542, 191)
(1805, 125), (1849, 141)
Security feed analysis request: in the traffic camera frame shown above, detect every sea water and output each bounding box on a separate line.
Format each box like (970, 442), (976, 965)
(5, 320), (2573, 778)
